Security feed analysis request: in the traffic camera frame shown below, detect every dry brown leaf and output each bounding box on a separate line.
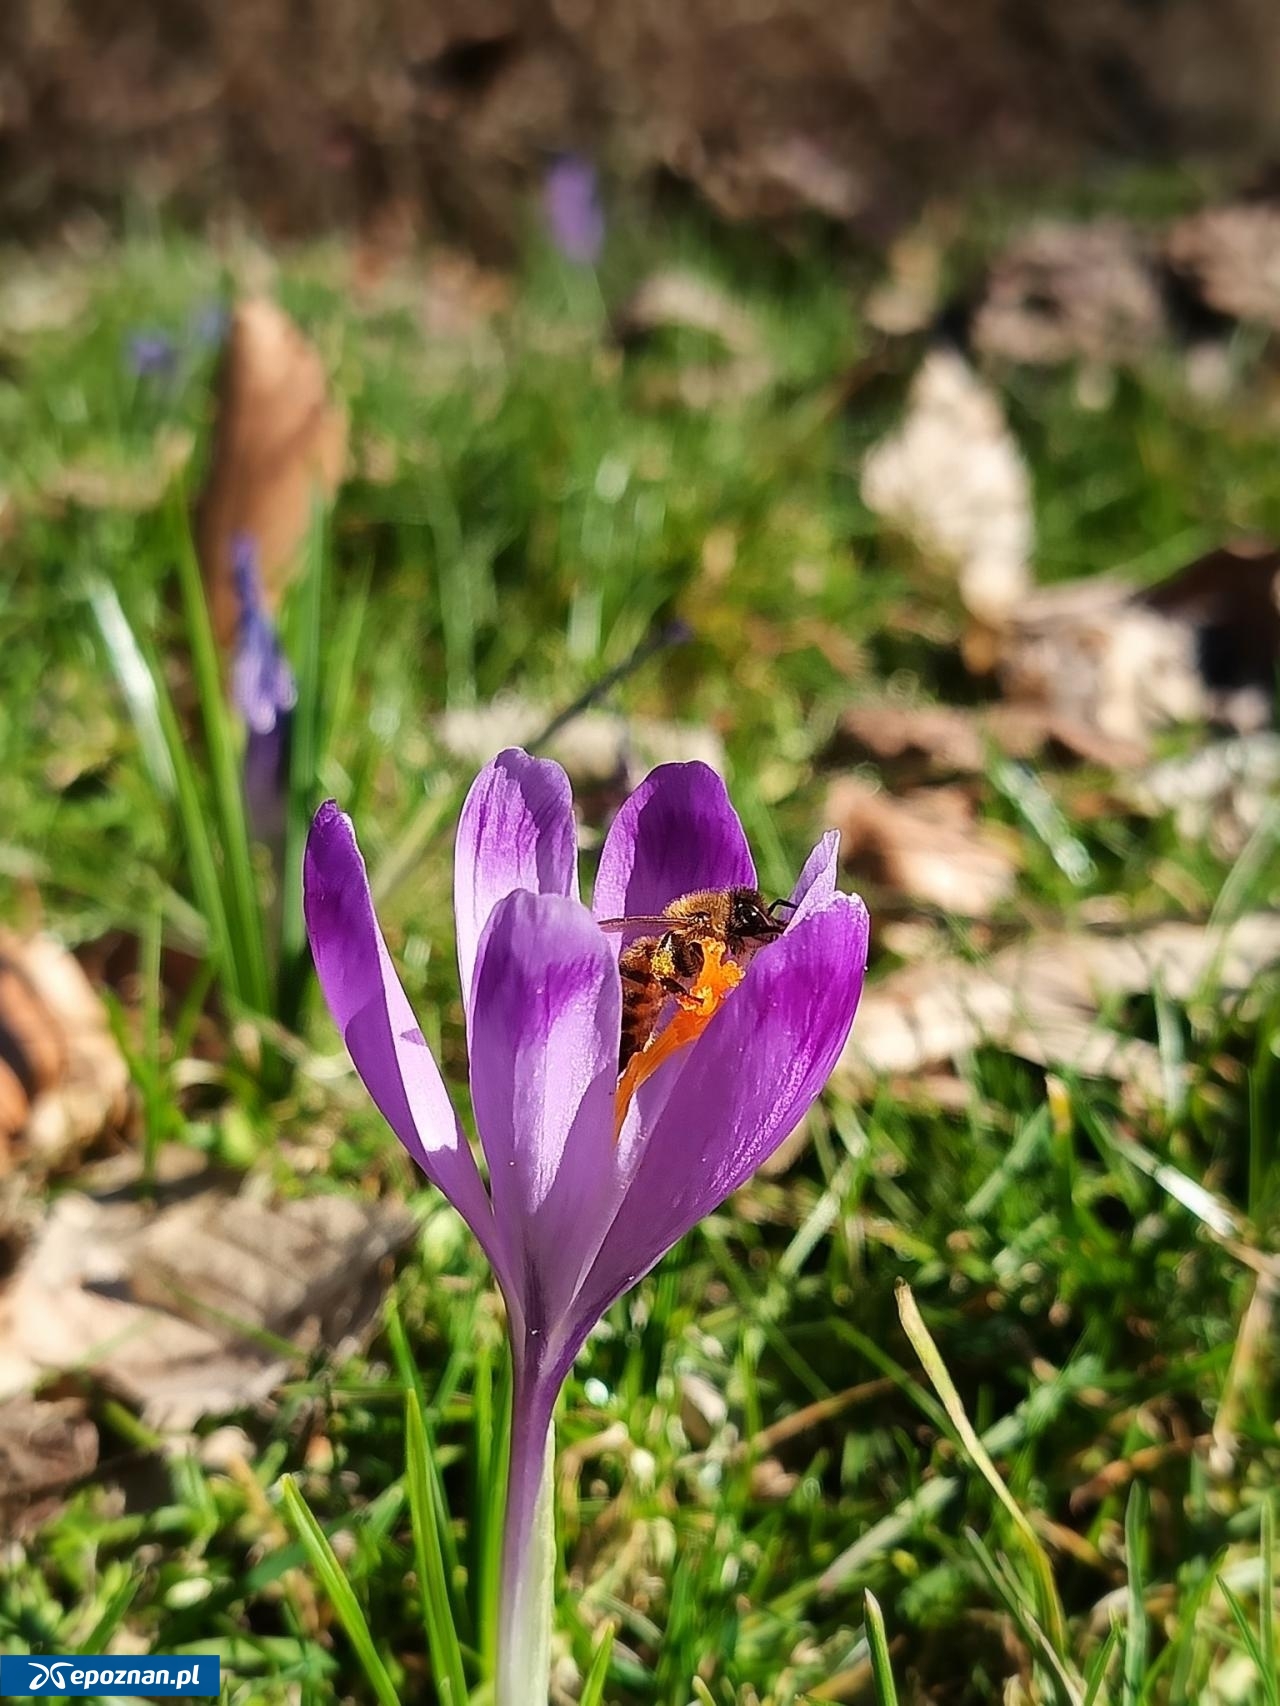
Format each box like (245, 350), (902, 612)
(826, 777), (1017, 915)
(437, 697), (725, 788)
(0, 1153), (414, 1428)
(1133, 733), (1280, 856)
(420, 250), (514, 338)
(616, 270), (760, 356)
(1165, 203), (1280, 329)
(195, 299), (348, 652)
(0, 1393), (98, 1539)
(749, 1457), (800, 1501)
(861, 349), (1033, 625)
(865, 229), (945, 337)
(972, 219), (1167, 366)
(0, 267), (90, 336)
(1141, 541), (1280, 728)
(834, 701), (1145, 777)
(0, 933), (129, 1175)
(835, 912), (1280, 1105)
(994, 542), (1280, 744)
(678, 1372), (729, 1447)
(614, 270), (773, 407)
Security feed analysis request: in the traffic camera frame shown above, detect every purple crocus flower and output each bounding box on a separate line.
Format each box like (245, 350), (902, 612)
(126, 329), (180, 383)
(231, 537), (296, 843)
(303, 751), (869, 1701)
(543, 153), (605, 266)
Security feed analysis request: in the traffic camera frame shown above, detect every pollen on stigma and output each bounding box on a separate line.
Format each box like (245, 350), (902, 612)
(613, 939), (744, 1140)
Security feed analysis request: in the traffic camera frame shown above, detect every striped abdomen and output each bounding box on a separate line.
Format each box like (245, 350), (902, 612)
(618, 936), (664, 1070)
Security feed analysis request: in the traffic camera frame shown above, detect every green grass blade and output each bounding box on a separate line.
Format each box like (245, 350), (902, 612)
(384, 1294), (469, 1632)
(1219, 1581), (1276, 1705)
(864, 1590), (900, 1706)
(280, 500), (327, 1011)
(405, 1384), (470, 1706)
(168, 493), (271, 1017)
(1122, 1483), (1148, 1706)
(90, 574), (238, 1003)
(85, 577), (176, 800)
(1082, 1620), (1122, 1706)
(897, 1280), (1079, 1694)
(1263, 1497), (1277, 1698)
(278, 1474), (400, 1706)
(79, 1573), (142, 1654)
(578, 1619), (617, 1706)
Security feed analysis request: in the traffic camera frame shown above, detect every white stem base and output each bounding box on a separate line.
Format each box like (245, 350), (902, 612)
(495, 1421), (555, 1706)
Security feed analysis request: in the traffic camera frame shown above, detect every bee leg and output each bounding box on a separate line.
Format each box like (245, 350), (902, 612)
(653, 932), (706, 1009)
(649, 933), (683, 994)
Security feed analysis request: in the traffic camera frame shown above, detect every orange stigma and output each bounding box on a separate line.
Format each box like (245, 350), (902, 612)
(614, 938), (744, 1140)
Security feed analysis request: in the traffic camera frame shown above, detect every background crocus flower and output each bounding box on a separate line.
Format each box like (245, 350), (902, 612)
(304, 750), (869, 1704)
(231, 536), (297, 844)
(543, 153), (605, 265)
(125, 329), (180, 383)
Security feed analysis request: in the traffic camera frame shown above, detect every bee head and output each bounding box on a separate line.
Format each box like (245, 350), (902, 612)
(728, 888), (787, 947)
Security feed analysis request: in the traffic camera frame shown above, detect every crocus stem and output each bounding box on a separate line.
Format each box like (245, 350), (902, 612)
(496, 1359), (557, 1706)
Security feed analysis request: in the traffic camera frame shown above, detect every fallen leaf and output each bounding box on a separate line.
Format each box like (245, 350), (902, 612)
(1140, 542), (1280, 730)
(748, 135), (865, 222)
(835, 912), (1280, 1104)
(749, 1458), (800, 1501)
(1132, 733), (1280, 857)
(994, 542), (1280, 744)
(0, 267), (91, 336)
(0, 1393), (98, 1538)
(0, 933), (130, 1176)
(419, 250), (514, 337)
(861, 348), (1033, 625)
(436, 697), (725, 789)
(972, 219), (1167, 366)
(865, 228), (945, 337)
(0, 1152), (415, 1428)
(826, 777), (1017, 915)
(195, 300), (348, 652)
(613, 269), (773, 406)
(678, 1372), (729, 1448)
(1165, 203), (1280, 330)
(615, 270), (760, 356)
(833, 701), (1145, 777)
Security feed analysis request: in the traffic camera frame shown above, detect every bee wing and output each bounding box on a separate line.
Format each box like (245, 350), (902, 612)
(596, 915), (675, 933)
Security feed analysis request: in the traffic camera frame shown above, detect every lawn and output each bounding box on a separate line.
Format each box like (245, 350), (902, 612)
(0, 197), (1277, 1705)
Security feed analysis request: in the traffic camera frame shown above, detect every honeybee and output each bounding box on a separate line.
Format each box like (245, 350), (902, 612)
(598, 887), (794, 1070)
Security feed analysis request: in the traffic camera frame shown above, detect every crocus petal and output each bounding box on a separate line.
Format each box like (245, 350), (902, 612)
(561, 891), (869, 1365)
(592, 762), (756, 929)
(543, 155), (605, 266)
(469, 890), (628, 1337)
(787, 829), (841, 926)
(455, 750), (579, 1028)
(305, 803), (510, 1285)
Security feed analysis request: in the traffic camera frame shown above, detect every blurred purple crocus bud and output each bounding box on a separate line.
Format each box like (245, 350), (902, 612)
(231, 537), (297, 844)
(543, 154), (605, 266)
(126, 330), (180, 382)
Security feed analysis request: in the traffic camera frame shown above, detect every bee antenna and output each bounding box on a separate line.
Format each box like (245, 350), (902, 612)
(767, 897), (798, 916)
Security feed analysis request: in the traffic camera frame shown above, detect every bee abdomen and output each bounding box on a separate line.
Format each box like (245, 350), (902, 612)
(618, 937), (663, 1070)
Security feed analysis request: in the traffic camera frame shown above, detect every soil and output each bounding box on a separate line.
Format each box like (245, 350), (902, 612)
(4, 0), (1280, 246)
